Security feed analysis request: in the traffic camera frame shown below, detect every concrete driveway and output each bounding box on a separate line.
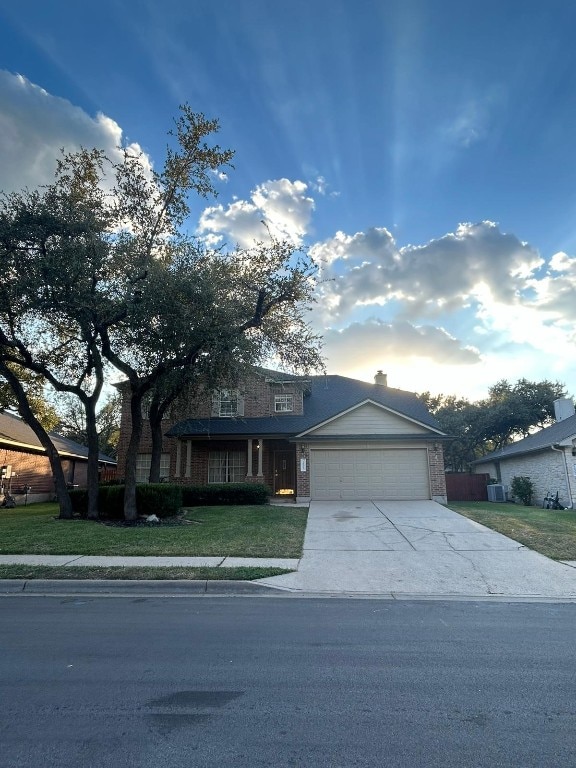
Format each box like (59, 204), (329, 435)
(258, 500), (576, 598)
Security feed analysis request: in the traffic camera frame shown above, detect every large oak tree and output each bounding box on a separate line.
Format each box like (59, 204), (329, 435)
(0, 106), (323, 520)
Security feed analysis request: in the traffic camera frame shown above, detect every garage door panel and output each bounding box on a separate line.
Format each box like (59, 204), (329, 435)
(311, 449), (430, 500)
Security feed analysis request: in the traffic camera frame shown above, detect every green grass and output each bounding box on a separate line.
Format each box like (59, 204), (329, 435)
(450, 501), (576, 560)
(0, 565), (290, 580)
(0, 503), (308, 558)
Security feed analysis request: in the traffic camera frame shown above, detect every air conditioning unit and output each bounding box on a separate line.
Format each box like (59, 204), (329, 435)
(487, 484), (506, 502)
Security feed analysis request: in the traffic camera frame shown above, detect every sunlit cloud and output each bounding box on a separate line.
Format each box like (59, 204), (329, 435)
(0, 70), (152, 193)
(315, 221), (544, 321)
(323, 319), (481, 367)
(197, 178), (314, 248)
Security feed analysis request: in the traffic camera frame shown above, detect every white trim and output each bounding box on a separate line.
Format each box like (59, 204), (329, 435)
(274, 394), (294, 412)
(175, 441), (182, 477)
(247, 438), (253, 476)
(295, 398), (445, 438)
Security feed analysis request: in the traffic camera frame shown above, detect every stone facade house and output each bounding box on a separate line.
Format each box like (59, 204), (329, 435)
(0, 410), (117, 504)
(472, 398), (576, 508)
(116, 369), (447, 503)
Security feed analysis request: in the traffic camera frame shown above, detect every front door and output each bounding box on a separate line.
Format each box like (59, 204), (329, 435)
(274, 450), (296, 496)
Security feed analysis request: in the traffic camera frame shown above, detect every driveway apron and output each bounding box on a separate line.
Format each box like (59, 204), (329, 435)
(257, 500), (576, 597)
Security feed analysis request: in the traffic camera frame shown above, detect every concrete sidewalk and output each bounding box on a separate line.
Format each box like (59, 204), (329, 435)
(257, 500), (576, 598)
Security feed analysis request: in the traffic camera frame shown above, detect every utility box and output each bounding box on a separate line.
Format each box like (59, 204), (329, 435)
(487, 484), (506, 502)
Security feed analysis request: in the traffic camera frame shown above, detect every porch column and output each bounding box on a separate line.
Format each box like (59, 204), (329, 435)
(257, 439), (264, 477)
(185, 440), (192, 478)
(175, 440), (182, 478)
(246, 438), (253, 477)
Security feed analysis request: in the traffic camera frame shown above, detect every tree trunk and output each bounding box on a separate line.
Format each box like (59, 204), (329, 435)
(123, 392), (143, 522)
(0, 362), (73, 518)
(148, 394), (172, 483)
(84, 400), (101, 520)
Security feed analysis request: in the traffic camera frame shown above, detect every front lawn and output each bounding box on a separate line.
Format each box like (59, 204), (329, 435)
(450, 501), (576, 560)
(0, 503), (308, 558)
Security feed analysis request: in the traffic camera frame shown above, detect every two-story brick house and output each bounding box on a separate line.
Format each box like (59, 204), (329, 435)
(116, 368), (447, 503)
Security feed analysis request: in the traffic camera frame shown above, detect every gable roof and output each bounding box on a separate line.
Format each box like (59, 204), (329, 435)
(167, 374), (444, 439)
(0, 411), (117, 464)
(473, 414), (576, 464)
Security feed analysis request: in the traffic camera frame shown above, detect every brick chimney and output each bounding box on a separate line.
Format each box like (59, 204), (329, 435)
(374, 370), (387, 386)
(554, 398), (575, 422)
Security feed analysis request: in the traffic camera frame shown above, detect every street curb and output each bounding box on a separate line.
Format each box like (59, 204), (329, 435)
(0, 579), (279, 596)
(3, 579), (576, 602)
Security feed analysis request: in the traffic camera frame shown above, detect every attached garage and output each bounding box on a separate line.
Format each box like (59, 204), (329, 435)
(310, 447), (431, 500)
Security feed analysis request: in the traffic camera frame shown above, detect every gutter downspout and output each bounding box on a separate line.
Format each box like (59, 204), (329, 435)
(551, 444), (573, 509)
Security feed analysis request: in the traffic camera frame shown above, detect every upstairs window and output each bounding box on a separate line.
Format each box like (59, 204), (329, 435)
(212, 389), (244, 418)
(274, 394), (294, 412)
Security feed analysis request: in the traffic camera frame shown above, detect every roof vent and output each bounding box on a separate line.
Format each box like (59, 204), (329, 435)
(374, 371), (387, 386)
(554, 398), (575, 422)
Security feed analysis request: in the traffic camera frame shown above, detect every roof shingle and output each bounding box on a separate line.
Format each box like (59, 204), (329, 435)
(473, 415), (576, 463)
(167, 374), (443, 438)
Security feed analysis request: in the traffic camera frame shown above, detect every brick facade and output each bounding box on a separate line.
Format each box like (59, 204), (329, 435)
(0, 448), (94, 504)
(428, 444), (448, 504)
(117, 371), (446, 502)
(476, 447), (575, 507)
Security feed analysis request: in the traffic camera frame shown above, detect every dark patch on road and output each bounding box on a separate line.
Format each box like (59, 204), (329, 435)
(146, 690), (244, 734)
(148, 690), (244, 709)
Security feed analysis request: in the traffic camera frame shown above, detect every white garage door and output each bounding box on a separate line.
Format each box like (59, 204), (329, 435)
(310, 449), (430, 500)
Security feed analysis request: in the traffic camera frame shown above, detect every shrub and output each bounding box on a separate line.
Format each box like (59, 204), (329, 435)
(69, 489), (88, 515)
(136, 484), (182, 518)
(181, 483), (270, 506)
(98, 485), (125, 519)
(69, 484), (182, 519)
(510, 476), (534, 506)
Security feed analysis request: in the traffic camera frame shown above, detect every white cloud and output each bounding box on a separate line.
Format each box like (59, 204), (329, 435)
(197, 178), (314, 248)
(323, 319), (481, 369)
(311, 227), (397, 268)
(0, 70), (152, 193)
(315, 221), (544, 321)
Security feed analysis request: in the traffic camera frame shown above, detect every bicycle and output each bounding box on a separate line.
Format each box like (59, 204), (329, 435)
(543, 490), (564, 510)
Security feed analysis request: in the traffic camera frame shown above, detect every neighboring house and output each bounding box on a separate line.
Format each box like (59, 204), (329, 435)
(116, 369), (448, 503)
(0, 411), (117, 504)
(472, 398), (576, 508)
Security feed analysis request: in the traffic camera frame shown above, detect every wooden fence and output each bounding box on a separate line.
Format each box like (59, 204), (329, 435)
(99, 468), (119, 484)
(445, 473), (489, 502)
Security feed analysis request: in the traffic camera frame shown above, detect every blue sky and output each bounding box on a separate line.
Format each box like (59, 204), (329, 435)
(2, 0), (576, 399)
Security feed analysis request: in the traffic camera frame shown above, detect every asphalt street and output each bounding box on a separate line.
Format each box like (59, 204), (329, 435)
(2, 595), (576, 767)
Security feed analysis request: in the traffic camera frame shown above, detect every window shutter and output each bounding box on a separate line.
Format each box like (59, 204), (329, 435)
(236, 392), (245, 416)
(211, 392), (220, 416)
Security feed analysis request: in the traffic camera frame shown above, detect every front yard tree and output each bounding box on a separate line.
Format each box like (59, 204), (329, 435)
(55, 391), (121, 459)
(103, 236), (323, 517)
(0, 152), (113, 518)
(0, 106), (233, 520)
